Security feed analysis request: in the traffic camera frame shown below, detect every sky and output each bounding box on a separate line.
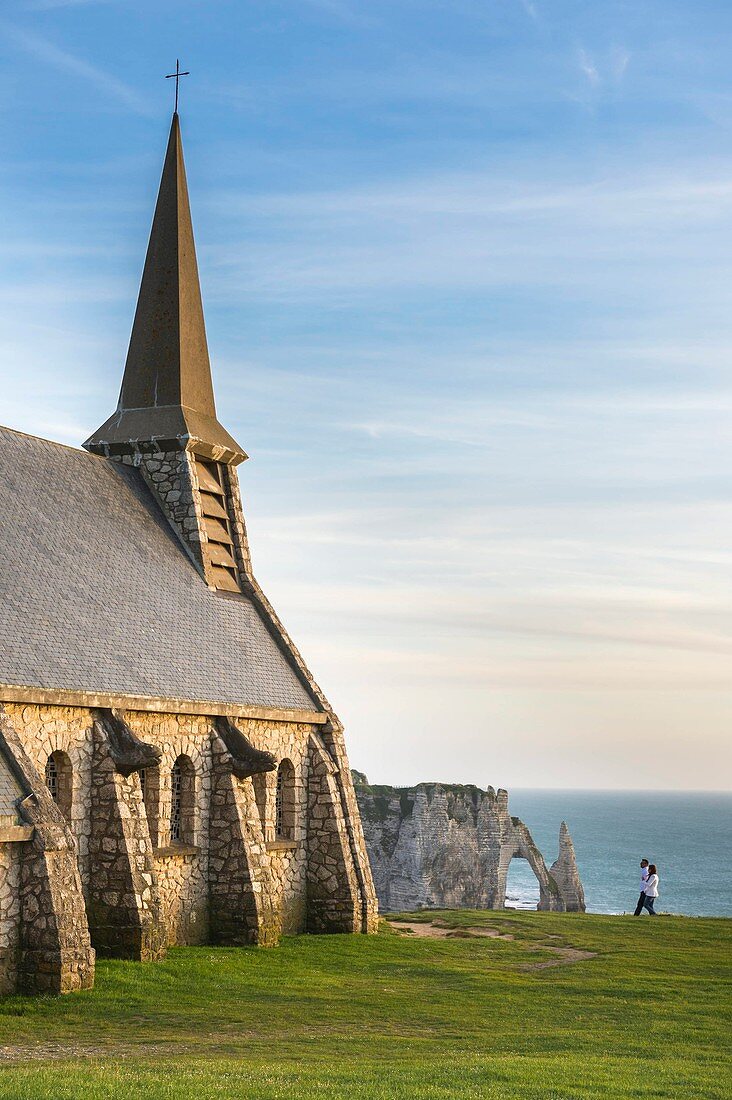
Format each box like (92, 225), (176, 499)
(1, 0), (731, 791)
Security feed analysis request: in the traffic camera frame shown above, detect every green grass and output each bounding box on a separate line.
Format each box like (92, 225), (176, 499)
(0, 910), (729, 1098)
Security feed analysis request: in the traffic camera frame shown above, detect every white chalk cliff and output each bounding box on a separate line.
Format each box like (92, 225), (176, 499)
(353, 774), (585, 913)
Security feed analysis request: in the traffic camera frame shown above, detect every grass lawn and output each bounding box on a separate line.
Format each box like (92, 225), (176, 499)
(0, 909), (728, 1099)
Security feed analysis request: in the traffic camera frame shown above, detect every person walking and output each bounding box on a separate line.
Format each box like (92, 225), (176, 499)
(634, 859), (650, 915)
(642, 865), (659, 915)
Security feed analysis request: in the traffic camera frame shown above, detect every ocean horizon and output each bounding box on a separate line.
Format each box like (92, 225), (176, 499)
(499, 789), (732, 917)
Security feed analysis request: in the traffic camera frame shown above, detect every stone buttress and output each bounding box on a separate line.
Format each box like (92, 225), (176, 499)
(208, 728), (280, 947)
(86, 713), (166, 960)
(0, 711), (94, 994)
(306, 733), (364, 933)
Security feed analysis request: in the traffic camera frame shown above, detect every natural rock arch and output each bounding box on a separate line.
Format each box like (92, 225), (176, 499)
(490, 820), (564, 911)
(354, 776), (584, 914)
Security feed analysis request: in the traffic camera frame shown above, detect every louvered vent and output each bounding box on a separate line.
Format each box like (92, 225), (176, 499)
(195, 458), (241, 592)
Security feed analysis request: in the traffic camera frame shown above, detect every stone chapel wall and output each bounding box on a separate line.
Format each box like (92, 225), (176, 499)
(125, 713), (213, 946)
(242, 720), (308, 933)
(5, 706), (94, 895)
(0, 843), (21, 994)
(4, 703), (318, 949)
(0, 710), (95, 994)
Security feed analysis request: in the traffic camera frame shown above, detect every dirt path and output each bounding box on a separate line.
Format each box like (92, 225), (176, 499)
(390, 920), (514, 941)
(388, 919), (596, 969)
(0, 1043), (113, 1063)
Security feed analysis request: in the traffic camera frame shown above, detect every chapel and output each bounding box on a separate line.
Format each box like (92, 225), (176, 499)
(0, 111), (378, 994)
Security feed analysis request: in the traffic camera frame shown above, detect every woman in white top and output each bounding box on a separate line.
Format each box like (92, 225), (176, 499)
(643, 864), (659, 915)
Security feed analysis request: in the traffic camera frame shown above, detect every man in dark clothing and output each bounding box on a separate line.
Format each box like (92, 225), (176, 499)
(634, 858), (650, 915)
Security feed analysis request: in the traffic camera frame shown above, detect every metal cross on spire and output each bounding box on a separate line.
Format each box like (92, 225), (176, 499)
(165, 59), (190, 114)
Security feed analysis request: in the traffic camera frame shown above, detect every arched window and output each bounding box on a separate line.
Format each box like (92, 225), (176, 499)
(275, 759), (296, 841)
(139, 765), (160, 847)
(170, 755), (195, 846)
(44, 750), (72, 823)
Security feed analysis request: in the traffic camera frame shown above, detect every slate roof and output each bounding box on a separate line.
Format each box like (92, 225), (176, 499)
(0, 426), (316, 714)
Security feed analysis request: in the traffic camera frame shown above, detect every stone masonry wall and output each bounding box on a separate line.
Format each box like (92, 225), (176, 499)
(121, 450), (251, 591)
(306, 734), (362, 933)
(241, 726), (307, 935)
(5, 706), (94, 896)
(208, 733), (280, 946)
(87, 725), (166, 960)
(0, 843), (21, 994)
(4, 703), (326, 954)
(206, 718), (313, 943)
(0, 711), (95, 994)
(119, 450), (207, 578)
(17, 792), (96, 994)
(125, 713), (212, 946)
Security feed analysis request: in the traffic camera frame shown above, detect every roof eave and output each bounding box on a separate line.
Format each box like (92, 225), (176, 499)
(0, 684), (326, 725)
(83, 406), (248, 465)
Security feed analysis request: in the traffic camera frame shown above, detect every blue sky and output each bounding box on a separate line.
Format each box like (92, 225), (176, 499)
(1, 0), (731, 789)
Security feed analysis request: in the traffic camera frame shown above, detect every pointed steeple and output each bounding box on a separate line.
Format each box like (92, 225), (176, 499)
(85, 114), (246, 465)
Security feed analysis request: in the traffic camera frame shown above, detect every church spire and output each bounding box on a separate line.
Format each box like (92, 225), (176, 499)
(84, 113), (246, 465)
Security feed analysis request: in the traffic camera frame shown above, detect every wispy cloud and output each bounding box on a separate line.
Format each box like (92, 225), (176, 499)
(518, 0), (538, 20)
(201, 156), (732, 308)
(613, 46), (631, 80)
(0, 22), (154, 117)
(0, 0), (730, 788)
(576, 43), (631, 93)
(577, 47), (601, 86)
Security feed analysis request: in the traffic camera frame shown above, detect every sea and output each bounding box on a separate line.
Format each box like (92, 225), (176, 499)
(503, 790), (732, 917)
